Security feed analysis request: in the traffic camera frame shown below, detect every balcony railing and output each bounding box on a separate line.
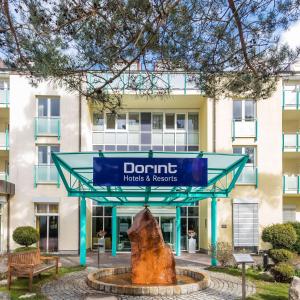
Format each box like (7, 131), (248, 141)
(0, 89), (9, 107)
(34, 165), (60, 187)
(232, 119), (258, 141)
(0, 129), (9, 150)
(282, 132), (299, 152)
(283, 175), (300, 194)
(35, 117), (60, 140)
(0, 172), (9, 181)
(282, 90), (299, 110)
(87, 71), (202, 95)
(236, 166), (258, 187)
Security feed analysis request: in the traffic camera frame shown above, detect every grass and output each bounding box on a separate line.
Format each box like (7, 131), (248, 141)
(0, 266), (85, 300)
(207, 266), (289, 300)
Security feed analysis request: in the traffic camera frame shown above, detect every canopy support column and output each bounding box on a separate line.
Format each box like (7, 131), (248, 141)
(176, 206), (181, 256)
(80, 196), (86, 266)
(112, 206), (117, 257)
(211, 197), (218, 266)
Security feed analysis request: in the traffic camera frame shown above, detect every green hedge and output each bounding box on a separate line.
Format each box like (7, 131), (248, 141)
(269, 249), (294, 264)
(287, 222), (300, 254)
(12, 226), (39, 247)
(271, 263), (295, 283)
(262, 224), (297, 249)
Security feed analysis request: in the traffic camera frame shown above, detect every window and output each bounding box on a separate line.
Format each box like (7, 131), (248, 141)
(106, 113), (115, 129)
(93, 113), (104, 130)
(245, 100), (255, 121)
(117, 114), (126, 130)
(283, 206), (296, 223)
(152, 113), (163, 130)
(38, 98), (60, 117)
(129, 113), (139, 131)
(176, 114), (185, 129)
(35, 203), (59, 252)
(188, 113), (198, 131)
(165, 113), (175, 129)
(38, 145), (60, 164)
(233, 99), (255, 121)
(233, 146), (255, 165)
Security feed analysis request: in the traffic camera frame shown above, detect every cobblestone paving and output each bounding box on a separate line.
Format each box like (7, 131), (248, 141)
(41, 266), (256, 300)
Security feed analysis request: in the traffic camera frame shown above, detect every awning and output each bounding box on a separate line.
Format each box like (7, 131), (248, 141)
(52, 151), (248, 206)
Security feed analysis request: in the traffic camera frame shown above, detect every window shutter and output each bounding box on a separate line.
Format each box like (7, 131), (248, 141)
(233, 201), (259, 247)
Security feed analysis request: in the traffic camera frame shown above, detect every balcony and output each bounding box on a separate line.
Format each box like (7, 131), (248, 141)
(282, 132), (299, 152)
(236, 166), (258, 187)
(34, 165), (60, 187)
(0, 89), (9, 107)
(232, 119), (258, 141)
(0, 172), (9, 181)
(283, 175), (300, 194)
(282, 90), (299, 110)
(0, 129), (9, 150)
(35, 117), (60, 140)
(87, 71), (202, 95)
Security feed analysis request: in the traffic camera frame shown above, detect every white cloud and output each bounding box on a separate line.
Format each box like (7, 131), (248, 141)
(281, 21), (300, 49)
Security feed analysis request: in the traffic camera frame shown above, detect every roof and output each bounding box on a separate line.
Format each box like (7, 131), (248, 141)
(52, 151), (248, 207)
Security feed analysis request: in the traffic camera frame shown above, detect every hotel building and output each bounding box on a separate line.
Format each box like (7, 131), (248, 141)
(0, 62), (299, 255)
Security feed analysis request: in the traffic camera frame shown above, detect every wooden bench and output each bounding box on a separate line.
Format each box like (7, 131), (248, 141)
(7, 249), (59, 291)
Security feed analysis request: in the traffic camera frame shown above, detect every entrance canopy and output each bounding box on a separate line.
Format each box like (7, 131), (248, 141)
(52, 151), (248, 206)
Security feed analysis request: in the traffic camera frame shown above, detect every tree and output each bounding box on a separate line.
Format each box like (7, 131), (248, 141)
(0, 0), (300, 110)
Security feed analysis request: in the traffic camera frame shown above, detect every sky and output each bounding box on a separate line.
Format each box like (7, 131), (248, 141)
(281, 20), (300, 49)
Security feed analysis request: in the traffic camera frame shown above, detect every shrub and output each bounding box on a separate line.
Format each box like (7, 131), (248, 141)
(210, 242), (233, 267)
(269, 249), (294, 264)
(287, 222), (300, 254)
(13, 226), (39, 247)
(271, 263), (295, 283)
(14, 246), (37, 253)
(262, 224), (297, 249)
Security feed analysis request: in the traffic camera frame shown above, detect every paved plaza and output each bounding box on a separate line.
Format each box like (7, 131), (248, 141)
(41, 253), (256, 300)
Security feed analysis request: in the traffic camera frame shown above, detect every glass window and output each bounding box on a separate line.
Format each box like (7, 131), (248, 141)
(93, 113), (104, 130)
(233, 147), (242, 154)
(93, 206), (103, 216)
(245, 100), (255, 121)
(106, 113), (116, 129)
(245, 147), (255, 165)
(0, 81), (4, 89)
(36, 204), (48, 213)
(38, 99), (48, 117)
(128, 113), (139, 131)
(38, 146), (48, 164)
(50, 99), (60, 117)
(176, 114), (185, 129)
(152, 113), (163, 130)
(233, 101), (242, 120)
(117, 114), (126, 130)
(50, 145), (60, 164)
(165, 113), (175, 129)
(188, 113), (198, 131)
(188, 207), (199, 216)
(104, 207), (112, 216)
(49, 204), (59, 213)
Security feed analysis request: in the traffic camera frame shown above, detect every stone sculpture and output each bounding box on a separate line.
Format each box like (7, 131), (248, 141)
(127, 208), (176, 285)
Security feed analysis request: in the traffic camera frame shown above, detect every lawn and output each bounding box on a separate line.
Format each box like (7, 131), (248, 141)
(207, 266), (289, 300)
(0, 266), (85, 300)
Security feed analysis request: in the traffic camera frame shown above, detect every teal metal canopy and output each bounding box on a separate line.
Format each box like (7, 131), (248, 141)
(52, 151), (248, 206)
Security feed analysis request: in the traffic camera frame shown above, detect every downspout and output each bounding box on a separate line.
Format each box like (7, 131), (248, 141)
(212, 96), (216, 152)
(78, 84), (82, 255)
(7, 195), (10, 253)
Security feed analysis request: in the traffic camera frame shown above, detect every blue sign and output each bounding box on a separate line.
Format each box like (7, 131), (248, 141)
(93, 158), (208, 187)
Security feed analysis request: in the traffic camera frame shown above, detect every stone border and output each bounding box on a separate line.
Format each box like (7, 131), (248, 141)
(87, 267), (209, 296)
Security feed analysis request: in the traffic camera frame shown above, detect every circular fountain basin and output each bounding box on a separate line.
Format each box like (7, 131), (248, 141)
(87, 267), (209, 296)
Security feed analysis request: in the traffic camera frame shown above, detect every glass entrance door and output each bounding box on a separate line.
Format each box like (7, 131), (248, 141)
(161, 217), (176, 250)
(117, 217), (132, 251)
